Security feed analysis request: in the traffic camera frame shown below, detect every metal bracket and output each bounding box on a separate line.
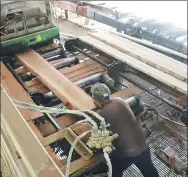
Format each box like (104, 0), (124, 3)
(107, 60), (125, 80)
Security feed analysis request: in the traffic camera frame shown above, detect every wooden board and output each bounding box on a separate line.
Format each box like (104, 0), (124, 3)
(110, 30), (187, 60)
(111, 85), (142, 98)
(37, 115), (77, 137)
(79, 36), (187, 94)
(1, 62), (43, 121)
(1, 63), (64, 168)
(89, 32), (187, 82)
(1, 89), (64, 177)
(16, 49), (96, 110)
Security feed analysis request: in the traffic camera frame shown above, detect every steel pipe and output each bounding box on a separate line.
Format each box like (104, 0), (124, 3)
(124, 96), (139, 108)
(42, 47), (65, 59)
(52, 57), (78, 70)
(74, 73), (102, 88)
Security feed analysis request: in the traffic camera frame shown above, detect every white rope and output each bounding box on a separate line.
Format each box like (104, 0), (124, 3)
(12, 99), (107, 127)
(65, 131), (91, 177)
(103, 149), (113, 177)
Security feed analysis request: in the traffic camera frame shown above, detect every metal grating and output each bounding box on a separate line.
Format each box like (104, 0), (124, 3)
(119, 71), (187, 177)
(120, 71), (183, 122)
(123, 131), (187, 177)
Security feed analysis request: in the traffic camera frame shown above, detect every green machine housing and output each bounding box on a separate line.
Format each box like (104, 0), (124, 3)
(0, 1), (60, 56)
(1, 27), (59, 55)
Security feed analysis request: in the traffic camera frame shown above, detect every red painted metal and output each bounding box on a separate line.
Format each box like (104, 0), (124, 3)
(55, 1), (88, 17)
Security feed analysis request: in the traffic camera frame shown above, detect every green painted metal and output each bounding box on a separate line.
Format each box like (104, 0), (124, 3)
(1, 27), (59, 55)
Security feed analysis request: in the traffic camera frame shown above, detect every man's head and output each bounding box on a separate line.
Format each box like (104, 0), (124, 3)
(90, 83), (111, 103)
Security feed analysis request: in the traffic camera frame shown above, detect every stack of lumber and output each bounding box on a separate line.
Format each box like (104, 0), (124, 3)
(79, 31), (187, 95)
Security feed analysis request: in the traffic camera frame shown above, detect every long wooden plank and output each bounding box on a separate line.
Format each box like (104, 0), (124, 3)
(1, 64), (64, 168)
(89, 32), (187, 82)
(79, 36), (187, 94)
(16, 49), (96, 110)
(110, 30), (188, 60)
(1, 89), (64, 177)
(1, 62), (43, 121)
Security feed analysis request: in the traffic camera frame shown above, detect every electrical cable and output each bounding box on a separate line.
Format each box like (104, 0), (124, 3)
(103, 149), (112, 177)
(12, 99), (113, 176)
(14, 102), (98, 128)
(12, 99), (107, 126)
(142, 103), (186, 127)
(65, 131), (91, 177)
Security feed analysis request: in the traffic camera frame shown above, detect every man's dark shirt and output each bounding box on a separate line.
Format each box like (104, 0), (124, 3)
(99, 98), (148, 159)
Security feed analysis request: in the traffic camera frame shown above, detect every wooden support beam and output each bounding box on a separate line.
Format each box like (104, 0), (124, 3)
(58, 58), (109, 75)
(16, 49), (96, 110)
(1, 62), (43, 121)
(41, 127), (93, 160)
(1, 62), (64, 169)
(110, 31), (187, 60)
(37, 115), (77, 137)
(72, 123), (92, 136)
(41, 129), (68, 146)
(28, 66), (105, 94)
(1, 89), (64, 177)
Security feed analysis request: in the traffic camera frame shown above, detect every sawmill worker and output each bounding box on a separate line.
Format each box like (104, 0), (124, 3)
(90, 83), (159, 177)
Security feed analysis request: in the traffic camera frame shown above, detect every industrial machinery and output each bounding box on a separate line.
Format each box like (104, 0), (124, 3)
(0, 1), (59, 55)
(1, 1), (187, 177)
(55, 1), (187, 59)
